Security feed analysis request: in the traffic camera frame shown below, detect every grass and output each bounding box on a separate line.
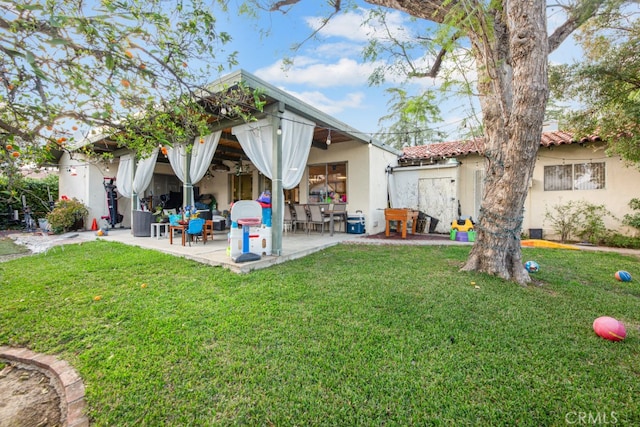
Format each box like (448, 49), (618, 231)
(1, 240), (639, 425)
(0, 237), (29, 256)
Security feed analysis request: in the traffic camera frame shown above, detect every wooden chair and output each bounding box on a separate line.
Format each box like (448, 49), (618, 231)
(292, 204), (309, 233)
(203, 219), (214, 241)
(307, 204), (331, 235)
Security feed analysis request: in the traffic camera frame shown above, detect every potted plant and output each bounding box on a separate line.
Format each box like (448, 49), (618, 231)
(153, 206), (165, 223)
(46, 198), (89, 233)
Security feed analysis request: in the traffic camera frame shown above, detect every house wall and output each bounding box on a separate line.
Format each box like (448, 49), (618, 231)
(396, 141), (640, 239)
(391, 163), (461, 233)
(58, 152), (129, 230)
(307, 140), (395, 235)
(525, 142), (638, 239)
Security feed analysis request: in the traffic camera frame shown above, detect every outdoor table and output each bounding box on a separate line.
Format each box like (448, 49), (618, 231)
(169, 223), (187, 246)
(385, 208), (419, 239)
(150, 222), (169, 239)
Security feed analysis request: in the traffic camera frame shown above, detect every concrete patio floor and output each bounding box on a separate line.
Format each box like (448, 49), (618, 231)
(98, 227), (373, 273)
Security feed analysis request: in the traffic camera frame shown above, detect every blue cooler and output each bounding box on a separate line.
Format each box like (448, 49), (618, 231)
(347, 211), (365, 234)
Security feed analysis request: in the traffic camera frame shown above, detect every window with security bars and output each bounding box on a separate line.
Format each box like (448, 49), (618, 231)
(544, 162), (605, 191)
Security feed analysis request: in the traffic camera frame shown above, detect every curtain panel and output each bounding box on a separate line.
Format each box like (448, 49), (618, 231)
(233, 110), (316, 230)
(166, 131), (221, 205)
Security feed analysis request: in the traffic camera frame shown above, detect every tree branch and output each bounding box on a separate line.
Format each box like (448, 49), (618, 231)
(548, 0), (607, 53)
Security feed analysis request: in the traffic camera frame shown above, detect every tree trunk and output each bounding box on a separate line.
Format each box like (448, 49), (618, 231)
(460, 1), (549, 284)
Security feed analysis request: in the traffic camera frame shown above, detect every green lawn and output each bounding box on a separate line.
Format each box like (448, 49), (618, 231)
(0, 237), (29, 256)
(1, 241), (639, 425)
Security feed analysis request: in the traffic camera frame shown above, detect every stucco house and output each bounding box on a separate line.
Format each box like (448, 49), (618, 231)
(57, 70), (401, 255)
(394, 131), (640, 238)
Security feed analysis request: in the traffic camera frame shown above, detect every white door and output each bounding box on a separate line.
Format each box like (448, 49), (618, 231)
(418, 178), (457, 233)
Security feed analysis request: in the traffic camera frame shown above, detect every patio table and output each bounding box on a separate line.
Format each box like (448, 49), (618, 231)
(150, 222), (169, 239)
(169, 223), (187, 246)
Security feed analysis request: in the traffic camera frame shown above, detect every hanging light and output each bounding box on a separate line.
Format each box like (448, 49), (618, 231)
(326, 129), (331, 146)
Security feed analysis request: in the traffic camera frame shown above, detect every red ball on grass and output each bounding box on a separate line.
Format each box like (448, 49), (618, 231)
(593, 316), (626, 342)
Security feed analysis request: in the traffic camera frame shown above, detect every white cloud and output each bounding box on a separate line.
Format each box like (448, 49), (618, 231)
(255, 57), (379, 88)
(280, 89), (366, 116)
(305, 8), (413, 44)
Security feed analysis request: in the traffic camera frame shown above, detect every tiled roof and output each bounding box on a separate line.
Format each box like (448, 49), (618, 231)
(400, 130), (602, 162)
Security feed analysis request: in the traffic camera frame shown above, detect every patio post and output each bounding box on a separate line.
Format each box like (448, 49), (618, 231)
(271, 103), (284, 256)
(182, 146), (193, 208)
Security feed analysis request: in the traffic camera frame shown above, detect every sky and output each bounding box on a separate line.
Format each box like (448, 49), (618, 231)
(209, 1), (585, 143)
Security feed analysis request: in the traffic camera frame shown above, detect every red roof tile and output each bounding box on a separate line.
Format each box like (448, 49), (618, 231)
(400, 130), (601, 162)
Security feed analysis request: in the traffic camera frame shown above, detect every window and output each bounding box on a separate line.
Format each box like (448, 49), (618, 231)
(544, 165), (573, 191)
(308, 162), (347, 203)
(544, 162), (605, 191)
(574, 163), (605, 190)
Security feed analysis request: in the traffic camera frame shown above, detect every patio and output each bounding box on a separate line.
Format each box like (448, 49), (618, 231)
(74, 227), (368, 273)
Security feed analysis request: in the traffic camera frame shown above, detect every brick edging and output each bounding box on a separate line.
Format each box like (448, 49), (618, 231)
(0, 346), (89, 427)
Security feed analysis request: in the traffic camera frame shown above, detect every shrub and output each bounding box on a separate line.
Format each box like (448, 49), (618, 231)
(544, 200), (614, 244)
(622, 198), (640, 234)
(544, 200), (583, 242)
(46, 198), (89, 233)
(601, 232), (640, 249)
(575, 203), (615, 245)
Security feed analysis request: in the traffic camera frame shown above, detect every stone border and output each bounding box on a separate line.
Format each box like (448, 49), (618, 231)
(0, 346), (89, 427)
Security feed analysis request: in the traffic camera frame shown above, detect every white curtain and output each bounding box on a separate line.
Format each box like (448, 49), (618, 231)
(232, 110), (314, 188)
(116, 154), (133, 198)
(232, 119), (272, 176)
(166, 132), (221, 205)
(116, 150), (158, 200)
(233, 110), (315, 230)
(190, 131), (221, 184)
(166, 144), (187, 183)
(132, 148), (159, 196)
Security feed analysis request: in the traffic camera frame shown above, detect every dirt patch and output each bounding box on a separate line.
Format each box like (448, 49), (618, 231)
(0, 363), (62, 427)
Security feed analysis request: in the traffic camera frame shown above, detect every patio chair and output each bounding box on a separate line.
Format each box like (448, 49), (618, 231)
(331, 203), (347, 232)
(307, 204), (331, 235)
(186, 218), (205, 246)
(292, 204), (309, 233)
(284, 203), (294, 233)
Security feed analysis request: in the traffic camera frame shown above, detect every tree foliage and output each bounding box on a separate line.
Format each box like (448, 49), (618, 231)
(0, 0), (259, 192)
(375, 88), (444, 149)
(263, 0), (619, 284)
(550, 4), (640, 164)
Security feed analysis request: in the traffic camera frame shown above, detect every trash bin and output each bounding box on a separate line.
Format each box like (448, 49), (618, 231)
(132, 210), (152, 237)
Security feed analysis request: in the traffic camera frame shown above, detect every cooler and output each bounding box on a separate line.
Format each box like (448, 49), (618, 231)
(347, 211), (365, 234)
